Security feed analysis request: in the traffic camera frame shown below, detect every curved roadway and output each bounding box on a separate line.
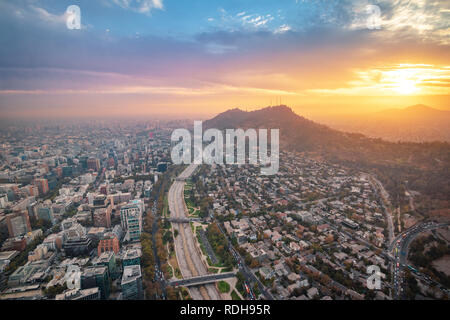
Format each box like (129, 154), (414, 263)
(390, 222), (450, 298)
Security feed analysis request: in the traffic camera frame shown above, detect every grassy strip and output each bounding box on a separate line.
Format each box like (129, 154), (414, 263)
(218, 281), (231, 293)
(231, 290), (241, 300)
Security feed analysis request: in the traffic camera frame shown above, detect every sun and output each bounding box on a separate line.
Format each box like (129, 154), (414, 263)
(385, 67), (422, 95)
(394, 80), (418, 94)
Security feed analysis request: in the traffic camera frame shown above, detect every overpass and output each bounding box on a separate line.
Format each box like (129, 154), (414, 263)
(168, 272), (236, 287)
(166, 217), (203, 224)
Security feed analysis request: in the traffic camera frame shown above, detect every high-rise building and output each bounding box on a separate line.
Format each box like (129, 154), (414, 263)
(6, 210), (32, 237)
(97, 232), (119, 256)
(54, 166), (63, 178)
(109, 192), (131, 206)
(61, 217), (77, 231)
(121, 265), (143, 300)
(80, 156), (88, 169)
(87, 158), (101, 172)
(62, 165), (73, 177)
(120, 200), (144, 242)
(112, 225), (123, 242)
(34, 178), (49, 195)
(122, 249), (141, 267)
(93, 207), (111, 228)
(91, 195), (112, 228)
(157, 162), (167, 172)
(36, 203), (55, 225)
(62, 222), (92, 257)
(63, 237), (92, 257)
(94, 251), (119, 279)
(81, 266), (110, 300)
(92, 194), (108, 207)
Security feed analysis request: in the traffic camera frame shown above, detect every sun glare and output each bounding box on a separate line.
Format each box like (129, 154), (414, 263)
(394, 79), (418, 94)
(315, 64), (449, 97)
(365, 64), (449, 96)
(385, 68), (421, 95)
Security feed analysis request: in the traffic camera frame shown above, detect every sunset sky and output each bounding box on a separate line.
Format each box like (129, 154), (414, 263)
(0, 0), (449, 120)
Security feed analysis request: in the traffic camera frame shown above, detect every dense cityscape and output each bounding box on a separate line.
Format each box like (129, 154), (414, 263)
(0, 118), (448, 301)
(0, 0), (449, 310)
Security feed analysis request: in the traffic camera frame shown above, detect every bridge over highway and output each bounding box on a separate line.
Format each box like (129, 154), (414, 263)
(165, 217), (203, 224)
(168, 272), (236, 287)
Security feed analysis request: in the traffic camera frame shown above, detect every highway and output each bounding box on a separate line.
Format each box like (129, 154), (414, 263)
(169, 164), (221, 300)
(364, 173), (395, 244)
(389, 221), (450, 299)
(363, 173), (399, 298)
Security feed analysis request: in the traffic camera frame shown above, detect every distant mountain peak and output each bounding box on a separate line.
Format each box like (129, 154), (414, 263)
(408, 103), (428, 108)
(405, 104), (434, 112)
(205, 105), (304, 129)
(376, 104), (447, 117)
(223, 105), (295, 115)
(221, 107), (245, 115)
(227, 107), (244, 113)
(263, 105), (293, 112)
(204, 105), (340, 151)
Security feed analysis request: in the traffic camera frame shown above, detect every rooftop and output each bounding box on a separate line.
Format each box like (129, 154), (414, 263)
(121, 265), (141, 285)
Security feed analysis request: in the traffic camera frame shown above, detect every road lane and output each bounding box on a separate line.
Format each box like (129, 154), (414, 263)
(169, 164), (221, 300)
